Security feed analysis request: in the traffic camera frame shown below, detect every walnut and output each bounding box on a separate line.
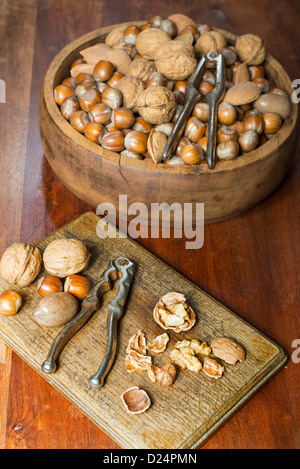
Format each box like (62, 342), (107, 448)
(147, 129), (167, 163)
(147, 333), (169, 354)
(125, 350), (152, 372)
(211, 337), (246, 365)
(235, 34), (266, 66)
(135, 28), (171, 60)
(136, 86), (176, 125)
(167, 13), (197, 32)
(105, 25), (127, 48)
(115, 76), (145, 111)
(155, 41), (197, 80)
(195, 31), (227, 56)
(43, 238), (90, 278)
(126, 330), (147, 355)
(0, 242), (42, 287)
(170, 348), (202, 373)
(127, 58), (156, 82)
(121, 386), (151, 414)
(153, 292), (196, 332)
(203, 357), (224, 379)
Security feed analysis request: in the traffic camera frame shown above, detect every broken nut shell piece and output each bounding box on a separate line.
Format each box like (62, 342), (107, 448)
(211, 337), (246, 365)
(147, 333), (169, 354)
(203, 357), (224, 379)
(153, 292), (196, 332)
(121, 386), (151, 414)
(126, 330), (147, 355)
(125, 350), (152, 372)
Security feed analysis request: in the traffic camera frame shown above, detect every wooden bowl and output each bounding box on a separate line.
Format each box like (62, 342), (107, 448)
(39, 22), (299, 225)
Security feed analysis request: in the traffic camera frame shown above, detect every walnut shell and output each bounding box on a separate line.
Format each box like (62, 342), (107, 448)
(105, 25), (127, 48)
(235, 34), (266, 66)
(153, 292), (196, 332)
(167, 13), (197, 32)
(43, 239), (90, 278)
(121, 386), (151, 414)
(135, 28), (171, 60)
(155, 41), (197, 80)
(127, 58), (156, 82)
(0, 242), (42, 287)
(136, 86), (176, 125)
(115, 76), (145, 111)
(211, 337), (246, 365)
(195, 31), (227, 56)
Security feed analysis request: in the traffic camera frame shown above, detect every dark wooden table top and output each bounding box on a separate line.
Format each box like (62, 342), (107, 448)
(0, 0), (299, 449)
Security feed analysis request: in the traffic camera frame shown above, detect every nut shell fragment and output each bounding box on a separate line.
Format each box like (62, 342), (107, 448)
(121, 386), (151, 414)
(153, 292), (196, 332)
(203, 357), (224, 379)
(147, 333), (169, 354)
(125, 350), (152, 372)
(126, 330), (147, 355)
(211, 337), (246, 365)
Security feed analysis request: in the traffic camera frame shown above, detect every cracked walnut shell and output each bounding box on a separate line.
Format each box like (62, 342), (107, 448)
(0, 242), (42, 287)
(126, 330), (147, 355)
(155, 41), (197, 81)
(203, 357), (224, 379)
(43, 238), (90, 278)
(153, 292), (196, 332)
(137, 86), (176, 125)
(147, 333), (169, 354)
(211, 337), (246, 364)
(115, 76), (145, 111)
(127, 58), (157, 82)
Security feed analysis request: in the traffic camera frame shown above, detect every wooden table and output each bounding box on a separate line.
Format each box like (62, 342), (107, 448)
(0, 0), (299, 449)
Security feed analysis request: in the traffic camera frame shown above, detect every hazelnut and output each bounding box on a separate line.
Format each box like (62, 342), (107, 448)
(262, 113), (282, 135)
(147, 15), (163, 27)
(101, 129), (125, 152)
(88, 103), (112, 125)
(136, 86), (176, 125)
(37, 276), (63, 297)
(181, 143), (205, 165)
(160, 19), (177, 39)
(235, 34), (266, 65)
(248, 65), (265, 80)
(115, 76), (145, 111)
(217, 125), (238, 143)
(238, 130), (259, 152)
(79, 88), (101, 112)
(75, 72), (95, 86)
(54, 84), (75, 106)
(123, 25), (141, 45)
(195, 31), (227, 55)
(243, 110), (264, 135)
(84, 122), (104, 143)
(124, 130), (148, 154)
(217, 102), (237, 126)
(167, 14), (197, 32)
(0, 290), (22, 316)
(101, 86), (123, 109)
(0, 242), (42, 287)
(145, 72), (167, 88)
(61, 76), (76, 88)
(64, 274), (90, 300)
(43, 238), (90, 278)
(156, 364), (177, 387)
(135, 28), (171, 60)
(111, 107), (135, 129)
(93, 60), (115, 81)
(155, 41), (197, 80)
(60, 96), (80, 120)
(70, 110), (90, 133)
(192, 102), (210, 122)
(107, 71), (125, 88)
(133, 116), (153, 134)
(216, 140), (240, 160)
(184, 117), (206, 142)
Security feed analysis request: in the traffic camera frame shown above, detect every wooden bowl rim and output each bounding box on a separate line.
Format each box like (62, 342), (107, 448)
(43, 21), (299, 175)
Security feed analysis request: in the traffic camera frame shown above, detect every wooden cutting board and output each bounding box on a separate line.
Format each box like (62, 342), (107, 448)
(0, 212), (287, 449)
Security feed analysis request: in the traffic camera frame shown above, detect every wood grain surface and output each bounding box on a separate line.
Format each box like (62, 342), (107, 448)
(0, 0), (299, 449)
(0, 212), (287, 449)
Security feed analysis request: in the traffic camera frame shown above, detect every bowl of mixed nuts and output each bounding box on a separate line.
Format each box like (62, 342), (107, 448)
(39, 13), (298, 224)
